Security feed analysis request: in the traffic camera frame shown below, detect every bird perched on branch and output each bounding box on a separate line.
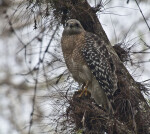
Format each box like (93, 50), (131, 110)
(61, 19), (117, 113)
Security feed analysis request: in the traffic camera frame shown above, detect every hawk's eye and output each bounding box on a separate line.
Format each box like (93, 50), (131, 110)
(76, 23), (79, 27)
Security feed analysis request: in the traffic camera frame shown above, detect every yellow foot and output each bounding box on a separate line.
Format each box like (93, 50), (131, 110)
(79, 87), (88, 97)
(78, 81), (89, 97)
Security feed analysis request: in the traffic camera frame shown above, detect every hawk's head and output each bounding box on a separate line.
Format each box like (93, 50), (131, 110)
(63, 19), (85, 35)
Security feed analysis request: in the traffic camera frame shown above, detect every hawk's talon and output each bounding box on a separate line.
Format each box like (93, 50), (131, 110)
(79, 87), (88, 97)
(78, 81), (89, 97)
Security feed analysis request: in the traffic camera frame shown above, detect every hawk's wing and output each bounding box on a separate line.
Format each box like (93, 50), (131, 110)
(82, 32), (117, 101)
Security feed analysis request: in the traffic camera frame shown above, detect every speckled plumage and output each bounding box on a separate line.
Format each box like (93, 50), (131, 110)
(61, 19), (117, 113)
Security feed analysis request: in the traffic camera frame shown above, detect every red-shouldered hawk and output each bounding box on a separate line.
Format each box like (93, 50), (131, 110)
(61, 19), (117, 113)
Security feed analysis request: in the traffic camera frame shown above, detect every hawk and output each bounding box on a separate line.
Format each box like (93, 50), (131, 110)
(61, 19), (117, 113)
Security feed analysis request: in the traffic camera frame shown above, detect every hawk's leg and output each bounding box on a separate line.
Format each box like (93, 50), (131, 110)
(81, 83), (85, 90)
(79, 81), (89, 97)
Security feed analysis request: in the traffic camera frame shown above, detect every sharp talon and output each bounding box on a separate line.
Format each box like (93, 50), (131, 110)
(78, 81), (89, 97)
(78, 87), (88, 97)
(79, 89), (85, 97)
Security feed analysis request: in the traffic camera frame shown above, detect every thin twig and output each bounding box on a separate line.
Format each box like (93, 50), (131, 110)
(28, 72), (39, 134)
(135, 0), (150, 31)
(140, 38), (150, 49)
(28, 33), (44, 134)
(40, 24), (59, 63)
